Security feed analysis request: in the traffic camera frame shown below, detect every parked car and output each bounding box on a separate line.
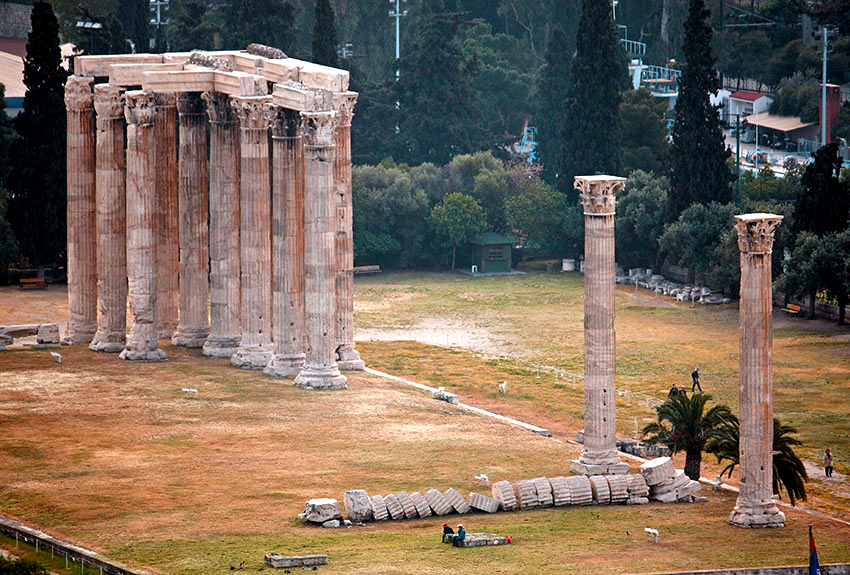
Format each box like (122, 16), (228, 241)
(740, 129), (755, 143)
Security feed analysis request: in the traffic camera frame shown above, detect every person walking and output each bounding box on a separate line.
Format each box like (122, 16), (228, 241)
(824, 448), (834, 478)
(691, 367), (702, 393)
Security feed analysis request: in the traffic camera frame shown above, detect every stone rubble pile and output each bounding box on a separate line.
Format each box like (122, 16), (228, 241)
(615, 269), (731, 305)
(640, 456), (703, 503)
(0, 323), (61, 350)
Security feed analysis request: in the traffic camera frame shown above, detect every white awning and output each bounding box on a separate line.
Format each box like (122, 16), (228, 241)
(743, 113), (816, 133)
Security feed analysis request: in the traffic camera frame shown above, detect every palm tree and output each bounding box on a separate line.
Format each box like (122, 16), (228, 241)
(706, 415), (808, 505)
(642, 393), (733, 480)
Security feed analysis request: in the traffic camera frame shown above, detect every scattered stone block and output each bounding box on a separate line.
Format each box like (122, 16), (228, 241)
(322, 519), (340, 528)
(369, 494), (389, 521)
(410, 492), (432, 518)
(443, 488), (470, 514)
(344, 489), (373, 522)
(640, 456), (675, 486)
(548, 476), (571, 506)
(424, 488), (453, 516)
(606, 474), (630, 504)
(627, 474), (649, 498)
(513, 479), (539, 510)
(396, 491), (417, 519)
(456, 533), (511, 548)
(36, 323), (60, 345)
(626, 496), (649, 505)
(565, 476), (592, 505)
(383, 493), (405, 520)
(589, 476), (611, 505)
(468, 492), (499, 513)
(531, 477), (553, 507)
(265, 554), (328, 569)
(298, 498), (342, 524)
(491, 480), (517, 511)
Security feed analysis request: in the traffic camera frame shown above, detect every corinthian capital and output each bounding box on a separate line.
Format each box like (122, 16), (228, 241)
(154, 93), (176, 108)
(124, 90), (156, 126)
(333, 92), (358, 127)
(301, 111), (337, 149)
(93, 84), (123, 119)
(202, 92), (234, 124)
(231, 96), (272, 130)
(735, 213), (783, 254)
(65, 76), (93, 111)
(575, 175), (625, 216)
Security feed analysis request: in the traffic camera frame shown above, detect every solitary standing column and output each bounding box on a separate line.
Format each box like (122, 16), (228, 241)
(172, 93), (210, 348)
(90, 85), (127, 352)
(64, 76), (97, 345)
(294, 111), (346, 390)
(571, 175), (629, 476)
(333, 93), (364, 371)
(120, 91), (166, 362)
(154, 94), (179, 339)
(202, 92), (241, 358)
(729, 213), (785, 529)
(231, 96), (273, 368)
(265, 107), (306, 377)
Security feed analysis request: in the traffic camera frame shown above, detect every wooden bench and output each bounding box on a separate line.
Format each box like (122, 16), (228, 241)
(353, 265), (381, 275)
(19, 278), (47, 291)
(782, 303), (801, 315)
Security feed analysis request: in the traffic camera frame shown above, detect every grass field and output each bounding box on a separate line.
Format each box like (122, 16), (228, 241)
(0, 274), (848, 574)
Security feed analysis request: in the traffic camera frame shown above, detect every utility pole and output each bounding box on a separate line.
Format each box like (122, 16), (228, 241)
(821, 26), (828, 146)
(389, 0), (408, 84)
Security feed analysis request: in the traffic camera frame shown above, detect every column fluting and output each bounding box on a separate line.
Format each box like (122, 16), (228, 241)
(154, 94), (179, 339)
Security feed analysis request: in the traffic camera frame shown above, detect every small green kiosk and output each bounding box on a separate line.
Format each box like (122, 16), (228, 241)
(471, 232), (514, 274)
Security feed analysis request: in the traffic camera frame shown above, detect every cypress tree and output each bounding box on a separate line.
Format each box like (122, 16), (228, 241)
(312, 0), (339, 68)
(535, 26), (570, 185)
(6, 1), (68, 271)
(794, 143), (850, 237)
(131, 0), (150, 53)
(561, 0), (627, 201)
(667, 0), (732, 221)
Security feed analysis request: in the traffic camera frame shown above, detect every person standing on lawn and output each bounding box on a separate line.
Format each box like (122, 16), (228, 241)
(691, 367), (702, 392)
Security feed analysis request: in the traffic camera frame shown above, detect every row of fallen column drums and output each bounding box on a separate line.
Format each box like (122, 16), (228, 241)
(64, 77), (363, 388)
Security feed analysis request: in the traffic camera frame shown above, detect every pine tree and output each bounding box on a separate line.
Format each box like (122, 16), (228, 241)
(561, 0), (627, 201)
(794, 143), (850, 237)
(6, 1), (68, 270)
(312, 0), (338, 68)
(535, 26), (570, 185)
(667, 0), (732, 221)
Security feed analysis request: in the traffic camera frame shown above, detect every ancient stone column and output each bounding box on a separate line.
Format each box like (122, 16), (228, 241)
(172, 93), (210, 348)
(64, 76), (97, 345)
(231, 96), (273, 368)
(202, 91), (241, 358)
(729, 213), (786, 529)
(333, 93), (364, 371)
(265, 107), (306, 377)
(120, 91), (166, 362)
(294, 111), (347, 390)
(154, 94), (179, 339)
(89, 85), (127, 352)
(571, 175), (629, 476)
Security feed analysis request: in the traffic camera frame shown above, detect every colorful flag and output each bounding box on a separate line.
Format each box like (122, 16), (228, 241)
(809, 525), (820, 575)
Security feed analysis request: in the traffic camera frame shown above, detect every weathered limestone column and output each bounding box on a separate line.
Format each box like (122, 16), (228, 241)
(729, 213), (786, 529)
(172, 92), (210, 348)
(231, 96), (273, 368)
(333, 93), (364, 371)
(265, 107), (306, 377)
(154, 94), (179, 339)
(120, 91), (166, 362)
(202, 92), (241, 358)
(294, 111), (347, 390)
(89, 85), (127, 352)
(64, 76), (97, 345)
(571, 175), (629, 476)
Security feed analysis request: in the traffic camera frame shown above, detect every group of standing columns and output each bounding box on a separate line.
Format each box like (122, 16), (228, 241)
(64, 76), (363, 389)
(571, 175), (785, 527)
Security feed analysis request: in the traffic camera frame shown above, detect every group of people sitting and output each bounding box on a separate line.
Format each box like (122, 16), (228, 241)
(668, 384), (689, 398)
(442, 523), (466, 546)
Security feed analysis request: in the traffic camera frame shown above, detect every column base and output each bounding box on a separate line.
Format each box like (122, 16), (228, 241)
(62, 324), (96, 345)
(294, 365), (347, 390)
(202, 335), (240, 358)
(89, 333), (126, 353)
(157, 322), (177, 340)
(264, 353), (306, 378)
(570, 460), (630, 476)
(172, 327), (210, 348)
(119, 343), (166, 362)
(728, 502), (786, 528)
(231, 345), (272, 369)
(336, 345), (365, 371)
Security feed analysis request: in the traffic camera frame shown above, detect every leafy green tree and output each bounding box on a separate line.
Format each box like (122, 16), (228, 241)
(0, 556), (48, 575)
(619, 88), (669, 175)
(429, 193), (487, 270)
(504, 165), (569, 257)
(808, 231), (850, 324)
(667, 0), (732, 221)
(396, 13), (485, 165)
(778, 232), (822, 318)
(167, 0), (218, 51)
(834, 102), (850, 143)
(615, 170), (668, 269)
(706, 416), (808, 505)
(795, 143), (850, 237)
(312, 0), (338, 68)
(763, 40), (819, 89)
(642, 393), (734, 480)
(810, 0), (850, 35)
(713, 29), (771, 89)
(561, 0), (627, 201)
(535, 26), (570, 184)
(6, 1), (68, 272)
(769, 72), (820, 122)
